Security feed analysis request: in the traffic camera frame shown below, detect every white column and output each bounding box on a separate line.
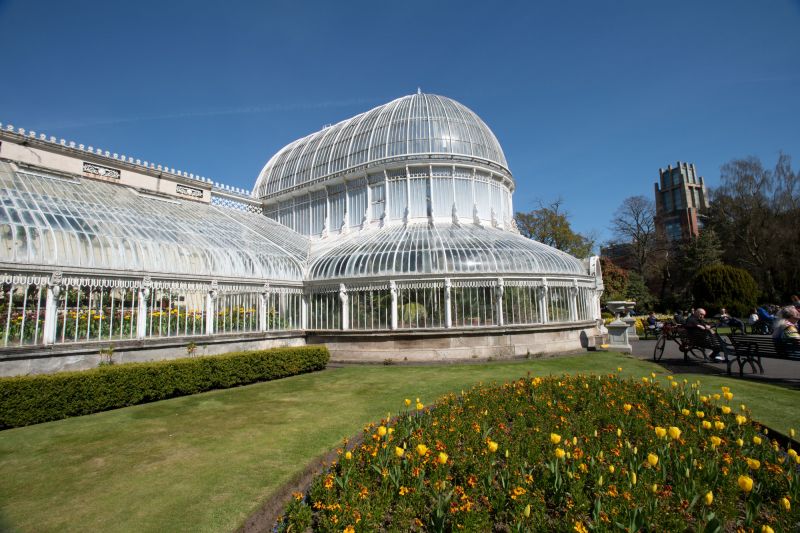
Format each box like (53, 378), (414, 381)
(42, 282), (60, 345)
(338, 284), (349, 331)
(259, 290), (268, 332)
(301, 292), (308, 330)
(137, 287), (149, 339)
(205, 289), (217, 335)
(538, 282), (549, 324)
(444, 278), (452, 329)
(496, 278), (505, 327)
(389, 281), (398, 330)
(569, 281), (579, 322)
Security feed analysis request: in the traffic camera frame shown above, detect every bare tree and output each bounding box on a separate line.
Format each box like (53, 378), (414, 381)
(609, 196), (657, 275)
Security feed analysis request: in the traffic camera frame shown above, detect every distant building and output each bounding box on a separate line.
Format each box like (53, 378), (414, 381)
(654, 161), (709, 241)
(599, 242), (635, 272)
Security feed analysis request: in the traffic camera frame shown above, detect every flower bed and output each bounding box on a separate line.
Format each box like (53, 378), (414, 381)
(281, 372), (799, 532)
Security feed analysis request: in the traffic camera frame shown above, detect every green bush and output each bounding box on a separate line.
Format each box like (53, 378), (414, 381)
(691, 264), (759, 318)
(0, 345), (329, 429)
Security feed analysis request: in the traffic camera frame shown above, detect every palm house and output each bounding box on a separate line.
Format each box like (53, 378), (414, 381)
(0, 92), (603, 375)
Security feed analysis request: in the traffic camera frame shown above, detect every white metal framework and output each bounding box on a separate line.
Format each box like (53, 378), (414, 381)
(0, 92), (603, 352)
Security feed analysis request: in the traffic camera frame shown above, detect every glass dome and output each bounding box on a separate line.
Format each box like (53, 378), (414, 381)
(253, 93), (509, 199)
(0, 163), (309, 281)
(308, 222), (587, 281)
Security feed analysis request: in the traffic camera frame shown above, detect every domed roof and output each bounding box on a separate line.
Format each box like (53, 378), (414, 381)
(253, 93), (508, 199)
(307, 222), (586, 281)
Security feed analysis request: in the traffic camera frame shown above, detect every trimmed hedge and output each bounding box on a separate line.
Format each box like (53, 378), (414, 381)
(0, 345), (329, 429)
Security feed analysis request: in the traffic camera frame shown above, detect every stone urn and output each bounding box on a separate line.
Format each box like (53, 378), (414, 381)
(605, 301), (635, 353)
(607, 300), (638, 341)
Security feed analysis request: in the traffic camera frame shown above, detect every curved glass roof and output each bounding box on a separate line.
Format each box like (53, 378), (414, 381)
(308, 222), (587, 281)
(0, 163), (308, 281)
(254, 93), (508, 199)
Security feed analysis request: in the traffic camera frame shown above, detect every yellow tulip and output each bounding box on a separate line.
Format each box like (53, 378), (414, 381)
(702, 421), (712, 430)
(651, 483), (658, 494)
(721, 406), (731, 414)
(736, 415), (747, 425)
(738, 475), (753, 492)
(617, 367), (622, 372)
(781, 497), (791, 511)
(554, 447), (566, 459)
(416, 444), (428, 456)
(345, 451), (352, 460)
(642, 377), (649, 383)
(752, 436), (762, 445)
(416, 402), (424, 410)
(654, 427), (667, 439)
(709, 436), (721, 448)
(704, 491), (713, 505)
(761, 526), (774, 533)
(616, 428), (622, 437)
(789, 449), (797, 458)
(377, 426), (387, 437)
(550, 433), (562, 444)
(487, 440), (499, 453)
(696, 411), (705, 419)
(736, 438), (744, 447)
(437, 452), (448, 465)
(608, 464), (615, 473)
(724, 391), (733, 401)
(668, 427), (682, 440)
(631, 472), (637, 485)
(395, 446), (405, 458)
(700, 395), (708, 403)
(623, 403), (632, 412)
(647, 453), (659, 467)
(714, 421), (725, 430)
(404, 398), (411, 407)
(747, 458), (761, 470)
(681, 408), (691, 417)
(572, 436), (577, 445)
(524, 504), (531, 518)
(791, 428), (796, 438)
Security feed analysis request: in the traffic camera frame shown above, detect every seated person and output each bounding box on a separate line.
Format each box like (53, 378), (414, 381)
(646, 312), (658, 328)
(719, 308), (745, 333)
(673, 310), (686, 324)
(772, 306), (800, 357)
(685, 308), (724, 361)
(752, 306), (776, 334)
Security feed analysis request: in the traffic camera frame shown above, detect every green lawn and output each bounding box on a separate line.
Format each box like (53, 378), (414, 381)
(1, 351), (798, 533)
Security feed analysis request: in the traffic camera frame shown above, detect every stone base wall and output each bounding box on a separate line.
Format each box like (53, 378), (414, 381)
(0, 333), (305, 376)
(310, 322), (598, 364)
(0, 322), (600, 376)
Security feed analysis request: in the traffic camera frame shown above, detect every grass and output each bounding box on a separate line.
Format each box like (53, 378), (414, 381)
(0, 351), (798, 532)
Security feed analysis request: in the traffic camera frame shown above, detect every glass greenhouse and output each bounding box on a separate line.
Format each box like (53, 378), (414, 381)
(0, 92), (603, 372)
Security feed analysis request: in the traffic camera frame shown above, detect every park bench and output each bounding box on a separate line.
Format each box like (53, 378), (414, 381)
(679, 327), (763, 377)
(728, 333), (800, 372)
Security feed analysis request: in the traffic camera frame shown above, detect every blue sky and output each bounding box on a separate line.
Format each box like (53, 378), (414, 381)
(1, 0), (798, 245)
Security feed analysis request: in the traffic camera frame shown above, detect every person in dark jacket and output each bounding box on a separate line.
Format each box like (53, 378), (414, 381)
(685, 308), (723, 361)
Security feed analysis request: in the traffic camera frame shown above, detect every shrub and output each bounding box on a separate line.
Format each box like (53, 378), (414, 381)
(0, 345), (329, 429)
(282, 374), (799, 531)
(692, 264), (759, 317)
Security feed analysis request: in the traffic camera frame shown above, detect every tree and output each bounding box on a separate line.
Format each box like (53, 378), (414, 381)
(608, 196), (658, 275)
(706, 153), (799, 301)
(691, 264), (759, 318)
(599, 256), (628, 303)
(515, 199), (595, 258)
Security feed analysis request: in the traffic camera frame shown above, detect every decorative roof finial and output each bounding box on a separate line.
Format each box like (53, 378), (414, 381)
(417, 87), (422, 95)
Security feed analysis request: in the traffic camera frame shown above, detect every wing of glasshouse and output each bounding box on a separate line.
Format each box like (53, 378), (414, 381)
(0, 92), (603, 374)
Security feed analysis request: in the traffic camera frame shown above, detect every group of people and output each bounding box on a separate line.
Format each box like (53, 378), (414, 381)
(648, 297), (800, 360)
